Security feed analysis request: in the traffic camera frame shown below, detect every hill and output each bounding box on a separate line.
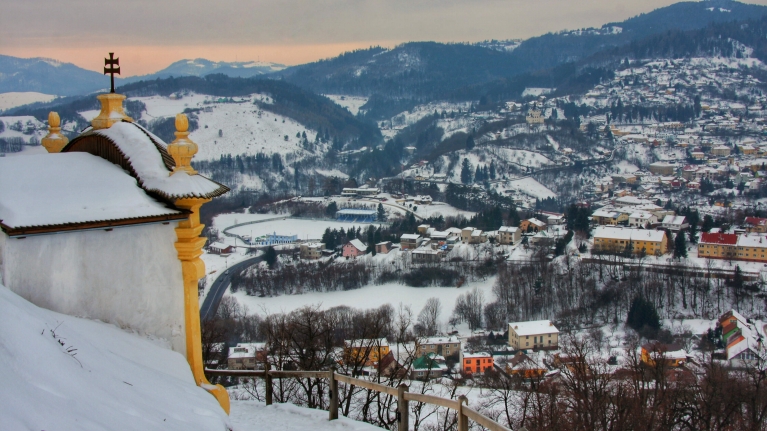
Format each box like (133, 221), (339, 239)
(123, 58), (286, 83)
(280, 0), (767, 119)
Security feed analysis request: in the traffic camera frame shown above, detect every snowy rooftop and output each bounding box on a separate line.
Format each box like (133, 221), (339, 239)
(90, 122), (228, 201)
(347, 239), (367, 251)
(509, 320), (559, 335)
(0, 153), (184, 234)
(737, 234), (767, 248)
(594, 226), (666, 242)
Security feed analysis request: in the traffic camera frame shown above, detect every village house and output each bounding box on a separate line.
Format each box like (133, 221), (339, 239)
(592, 209), (628, 225)
(227, 343), (266, 370)
(649, 162), (676, 176)
(592, 226), (669, 256)
(208, 242), (235, 255)
(299, 242), (324, 260)
(519, 218), (546, 233)
(661, 215), (689, 232)
(745, 217), (767, 233)
(505, 352), (547, 378)
(412, 248), (444, 263)
(736, 234), (767, 262)
(498, 226), (521, 245)
(508, 320), (559, 350)
(400, 233), (421, 250)
(416, 335), (461, 357)
(718, 310), (763, 364)
(461, 227), (487, 244)
(343, 338), (390, 366)
(410, 353), (449, 380)
(628, 211), (657, 228)
(342, 239), (367, 258)
(712, 145), (732, 157)
(640, 342), (687, 367)
(462, 352), (494, 375)
(375, 241), (393, 254)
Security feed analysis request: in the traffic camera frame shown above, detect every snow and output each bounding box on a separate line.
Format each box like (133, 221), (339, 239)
(0, 92), (56, 111)
(505, 177), (556, 199)
(508, 320), (559, 336)
(0, 152), (181, 228)
(324, 95), (369, 116)
(95, 121), (226, 199)
(188, 100), (317, 160)
(133, 94), (212, 119)
(521, 88), (555, 97)
(0, 115), (47, 144)
(230, 401), (379, 431)
(0, 283), (229, 431)
(226, 218), (381, 241)
(229, 277), (497, 330)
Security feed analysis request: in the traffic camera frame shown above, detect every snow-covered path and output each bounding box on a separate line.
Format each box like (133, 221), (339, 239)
(230, 401), (380, 431)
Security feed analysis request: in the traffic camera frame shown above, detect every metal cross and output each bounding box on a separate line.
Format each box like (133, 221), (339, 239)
(104, 53), (120, 93)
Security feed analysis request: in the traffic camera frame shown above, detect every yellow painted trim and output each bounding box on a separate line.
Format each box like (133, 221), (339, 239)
(174, 197), (230, 414)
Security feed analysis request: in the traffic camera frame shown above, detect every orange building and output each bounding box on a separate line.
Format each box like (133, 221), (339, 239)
(462, 352), (494, 374)
(640, 342), (687, 367)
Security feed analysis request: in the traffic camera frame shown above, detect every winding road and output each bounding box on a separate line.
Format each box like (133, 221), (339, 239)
(199, 255), (263, 321)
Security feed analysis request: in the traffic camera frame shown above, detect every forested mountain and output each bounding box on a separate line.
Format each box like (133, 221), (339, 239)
(280, 0), (767, 119)
(7, 74), (382, 148)
(123, 59), (286, 83)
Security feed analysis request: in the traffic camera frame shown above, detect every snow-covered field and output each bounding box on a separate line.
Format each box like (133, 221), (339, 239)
(0, 92), (57, 111)
(0, 115), (47, 144)
(228, 277), (497, 329)
(505, 177), (556, 199)
(324, 95), (368, 116)
(226, 218), (381, 241)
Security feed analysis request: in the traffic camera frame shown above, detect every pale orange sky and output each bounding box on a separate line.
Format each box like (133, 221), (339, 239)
(3, 0), (767, 76)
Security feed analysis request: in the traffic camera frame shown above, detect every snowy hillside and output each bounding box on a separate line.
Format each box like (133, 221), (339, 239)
(0, 284), (230, 431)
(0, 92), (57, 111)
(78, 93), (319, 161)
(324, 95), (368, 116)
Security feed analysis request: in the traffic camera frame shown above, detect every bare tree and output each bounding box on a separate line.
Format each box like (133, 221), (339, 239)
(416, 297), (442, 336)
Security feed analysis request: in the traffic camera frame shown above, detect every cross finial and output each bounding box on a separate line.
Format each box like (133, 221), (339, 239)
(104, 52), (120, 93)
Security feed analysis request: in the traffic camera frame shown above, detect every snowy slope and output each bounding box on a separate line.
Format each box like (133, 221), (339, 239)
(324, 95), (368, 116)
(0, 284), (231, 431)
(77, 93), (319, 161)
(0, 92), (57, 111)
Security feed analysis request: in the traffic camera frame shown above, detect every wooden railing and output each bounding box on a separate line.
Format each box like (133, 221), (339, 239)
(205, 368), (512, 431)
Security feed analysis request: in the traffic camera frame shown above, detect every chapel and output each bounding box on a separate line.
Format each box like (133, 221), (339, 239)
(0, 57), (231, 412)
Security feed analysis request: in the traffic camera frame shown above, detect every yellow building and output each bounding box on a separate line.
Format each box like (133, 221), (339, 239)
(593, 226), (668, 256)
(641, 342), (687, 367)
(697, 233), (737, 260)
(508, 320), (559, 350)
(591, 209), (628, 225)
(343, 338), (390, 366)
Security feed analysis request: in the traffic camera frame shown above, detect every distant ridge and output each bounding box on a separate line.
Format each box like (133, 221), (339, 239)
(123, 58), (286, 83)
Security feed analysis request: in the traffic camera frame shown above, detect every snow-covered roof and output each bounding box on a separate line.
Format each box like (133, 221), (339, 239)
(509, 320), (559, 336)
(208, 242), (230, 249)
(347, 239), (367, 251)
(0, 153), (185, 235)
(88, 122), (228, 201)
(593, 226), (666, 242)
(228, 343), (265, 359)
(463, 352), (492, 359)
(499, 226), (519, 233)
(662, 215), (687, 225)
(420, 336), (460, 345)
(400, 234), (421, 240)
(344, 338), (389, 348)
(737, 234), (767, 248)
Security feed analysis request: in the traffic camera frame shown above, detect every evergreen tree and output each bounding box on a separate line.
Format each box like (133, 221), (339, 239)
(474, 166), (483, 183)
(466, 135), (475, 151)
(489, 161), (496, 179)
(325, 201), (338, 218)
(460, 158), (472, 184)
(702, 215), (715, 232)
(264, 246), (278, 269)
(377, 203), (386, 221)
(626, 296), (661, 333)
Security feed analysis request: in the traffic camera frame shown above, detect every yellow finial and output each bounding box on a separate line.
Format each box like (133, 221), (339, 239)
(167, 113), (198, 175)
(41, 111), (69, 153)
(91, 93), (133, 130)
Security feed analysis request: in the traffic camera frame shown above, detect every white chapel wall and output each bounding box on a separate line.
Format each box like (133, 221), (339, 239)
(0, 222), (187, 355)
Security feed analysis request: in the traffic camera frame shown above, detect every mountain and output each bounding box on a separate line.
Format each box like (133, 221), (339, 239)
(0, 55), (115, 96)
(280, 0), (767, 118)
(0, 56), (286, 97)
(124, 58), (286, 83)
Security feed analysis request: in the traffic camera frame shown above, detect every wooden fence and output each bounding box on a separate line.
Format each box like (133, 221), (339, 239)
(205, 368), (514, 431)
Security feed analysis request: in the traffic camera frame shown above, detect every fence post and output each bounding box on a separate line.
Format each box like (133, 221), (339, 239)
(397, 383), (409, 431)
(265, 362), (273, 406)
(457, 395), (468, 431)
(329, 366), (338, 420)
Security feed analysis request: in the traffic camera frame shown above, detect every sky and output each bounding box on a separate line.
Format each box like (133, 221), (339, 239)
(2, 0), (767, 76)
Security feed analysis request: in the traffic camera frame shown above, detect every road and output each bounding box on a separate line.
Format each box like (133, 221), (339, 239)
(199, 255), (262, 321)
